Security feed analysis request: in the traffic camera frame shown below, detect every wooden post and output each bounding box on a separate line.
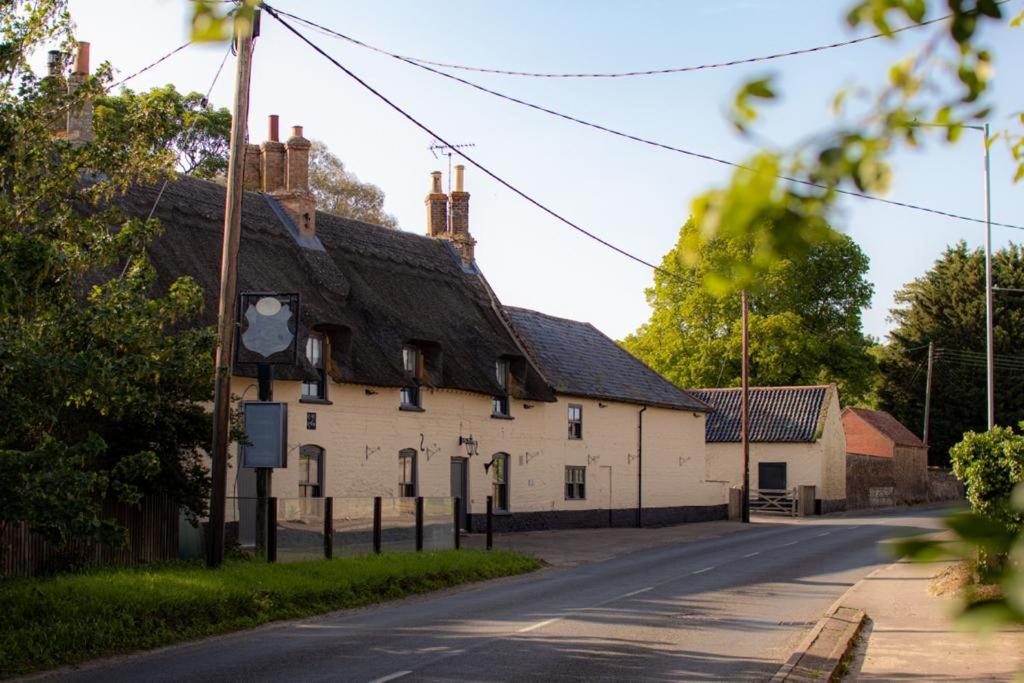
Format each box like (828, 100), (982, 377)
(486, 495), (493, 550)
(207, 19), (256, 569)
(453, 497), (461, 550)
(373, 496), (382, 554)
(741, 290), (751, 524)
(415, 496), (424, 551)
(266, 496), (277, 563)
(923, 341), (935, 447)
(323, 497), (333, 560)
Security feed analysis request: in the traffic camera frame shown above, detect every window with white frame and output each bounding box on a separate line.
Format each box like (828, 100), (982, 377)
(399, 449), (417, 497)
(568, 404), (583, 439)
(400, 346), (422, 408)
(298, 445), (324, 498)
(302, 332), (327, 400)
(492, 359), (510, 417)
(565, 465), (586, 500)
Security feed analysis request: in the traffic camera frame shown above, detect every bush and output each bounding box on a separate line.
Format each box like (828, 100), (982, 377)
(950, 425), (1024, 532)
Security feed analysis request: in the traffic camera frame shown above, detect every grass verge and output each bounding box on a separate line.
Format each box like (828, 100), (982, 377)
(0, 549), (540, 677)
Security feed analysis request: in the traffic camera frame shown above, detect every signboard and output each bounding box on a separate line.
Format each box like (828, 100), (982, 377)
(236, 292), (300, 366)
(241, 402), (288, 468)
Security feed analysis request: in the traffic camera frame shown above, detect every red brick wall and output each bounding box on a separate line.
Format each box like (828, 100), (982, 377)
(842, 411), (894, 457)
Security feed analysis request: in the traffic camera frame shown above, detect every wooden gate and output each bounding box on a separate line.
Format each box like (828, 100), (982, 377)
(750, 488), (797, 516)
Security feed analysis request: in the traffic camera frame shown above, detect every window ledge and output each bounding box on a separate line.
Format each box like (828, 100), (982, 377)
(299, 397), (333, 405)
(564, 498), (587, 502)
(399, 405), (425, 413)
(490, 414), (514, 420)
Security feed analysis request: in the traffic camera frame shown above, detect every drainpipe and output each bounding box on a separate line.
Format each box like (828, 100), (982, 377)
(637, 405), (647, 528)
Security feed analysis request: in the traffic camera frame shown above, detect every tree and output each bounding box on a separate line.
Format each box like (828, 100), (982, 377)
(879, 242), (1024, 466)
(96, 85), (232, 178)
(309, 141), (398, 229)
(623, 220), (877, 403)
(0, 0), (214, 558)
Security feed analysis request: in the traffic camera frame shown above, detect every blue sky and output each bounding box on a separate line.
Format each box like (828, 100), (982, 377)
(56, 0), (1023, 342)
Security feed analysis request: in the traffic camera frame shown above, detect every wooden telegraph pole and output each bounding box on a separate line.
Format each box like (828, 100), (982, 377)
(207, 19), (256, 568)
(922, 341), (935, 448)
(741, 290), (751, 523)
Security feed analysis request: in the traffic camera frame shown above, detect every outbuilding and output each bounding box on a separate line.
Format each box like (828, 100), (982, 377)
(842, 407), (929, 508)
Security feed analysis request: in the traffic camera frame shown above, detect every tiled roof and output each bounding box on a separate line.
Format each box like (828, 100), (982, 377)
(505, 307), (710, 411)
(843, 407), (924, 448)
(690, 386), (832, 443)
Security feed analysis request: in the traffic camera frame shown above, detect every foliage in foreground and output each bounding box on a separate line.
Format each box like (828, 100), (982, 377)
(624, 220), (876, 403)
(0, 550), (540, 676)
(898, 427), (1024, 630)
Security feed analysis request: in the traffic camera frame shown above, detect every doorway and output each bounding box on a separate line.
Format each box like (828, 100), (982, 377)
(450, 457), (468, 530)
(758, 462), (788, 490)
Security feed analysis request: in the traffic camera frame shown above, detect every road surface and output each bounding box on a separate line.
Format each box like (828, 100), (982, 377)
(44, 508), (944, 682)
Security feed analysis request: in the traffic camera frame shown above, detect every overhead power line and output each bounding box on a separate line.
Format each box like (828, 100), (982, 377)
(263, 6), (671, 278)
(108, 41), (192, 91)
(268, 7), (965, 79)
(270, 5), (1024, 233)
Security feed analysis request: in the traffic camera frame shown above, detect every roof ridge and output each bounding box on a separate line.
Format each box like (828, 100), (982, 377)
(695, 384), (833, 392)
(504, 305), (593, 327)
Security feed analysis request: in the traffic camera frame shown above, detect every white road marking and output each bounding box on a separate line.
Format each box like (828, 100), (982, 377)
(781, 541), (798, 547)
(620, 587), (653, 598)
(743, 551), (760, 558)
(368, 671), (411, 683)
(692, 566), (715, 574)
(816, 532), (831, 537)
(847, 526), (861, 530)
(517, 617), (560, 633)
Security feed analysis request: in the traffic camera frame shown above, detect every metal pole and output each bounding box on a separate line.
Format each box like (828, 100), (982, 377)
(373, 496), (382, 554)
(415, 496), (424, 551)
(207, 24), (254, 569)
(485, 495), (493, 550)
(983, 123), (995, 430)
(323, 497), (334, 560)
(266, 496), (277, 563)
(453, 497), (461, 550)
(923, 341), (935, 447)
(741, 290), (751, 524)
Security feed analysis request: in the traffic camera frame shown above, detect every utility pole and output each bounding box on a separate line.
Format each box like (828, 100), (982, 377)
(983, 122), (994, 430)
(208, 19), (256, 568)
(741, 289), (750, 524)
(923, 341), (935, 448)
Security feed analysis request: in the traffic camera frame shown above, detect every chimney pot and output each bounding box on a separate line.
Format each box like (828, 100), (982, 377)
(426, 171), (448, 238)
(268, 114), (279, 142)
(431, 171), (443, 195)
(292, 125), (303, 138)
(454, 165), (465, 192)
(73, 42), (90, 76)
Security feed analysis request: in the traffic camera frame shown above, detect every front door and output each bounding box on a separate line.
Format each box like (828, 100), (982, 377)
(758, 462), (788, 490)
(450, 457), (468, 529)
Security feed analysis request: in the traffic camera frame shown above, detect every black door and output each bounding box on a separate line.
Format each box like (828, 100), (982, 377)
(758, 462), (787, 490)
(450, 458), (468, 529)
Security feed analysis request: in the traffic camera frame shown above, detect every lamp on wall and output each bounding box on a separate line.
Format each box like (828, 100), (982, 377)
(459, 434), (479, 458)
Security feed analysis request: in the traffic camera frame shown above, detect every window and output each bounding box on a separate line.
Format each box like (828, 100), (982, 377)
(491, 453), (509, 512)
(565, 466), (586, 500)
(298, 445), (324, 497)
(399, 449), (417, 497)
(492, 359), (510, 417)
(301, 333), (326, 400)
(400, 346), (422, 408)
(568, 404), (583, 439)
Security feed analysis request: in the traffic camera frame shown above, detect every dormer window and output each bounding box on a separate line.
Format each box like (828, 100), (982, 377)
(400, 346), (422, 409)
(492, 359), (510, 417)
(301, 332), (326, 400)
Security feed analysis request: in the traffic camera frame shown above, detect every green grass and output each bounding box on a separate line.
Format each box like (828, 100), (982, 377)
(0, 550), (541, 677)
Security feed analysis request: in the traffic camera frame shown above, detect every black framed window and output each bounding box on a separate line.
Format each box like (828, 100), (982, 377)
(568, 404), (583, 439)
(399, 449), (417, 497)
(565, 466), (586, 500)
(299, 445), (324, 497)
(301, 333), (326, 400)
(491, 453), (509, 512)
(400, 346), (422, 408)
(492, 359), (510, 417)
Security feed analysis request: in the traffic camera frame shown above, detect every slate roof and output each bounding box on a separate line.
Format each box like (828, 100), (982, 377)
(690, 386), (833, 443)
(843, 407), (924, 448)
(504, 307), (710, 411)
(118, 175), (554, 401)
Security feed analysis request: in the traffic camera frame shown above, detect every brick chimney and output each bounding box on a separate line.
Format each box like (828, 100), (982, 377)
(66, 42), (93, 145)
(448, 165), (475, 264)
(274, 125), (315, 237)
(260, 115), (286, 192)
(425, 171), (448, 237)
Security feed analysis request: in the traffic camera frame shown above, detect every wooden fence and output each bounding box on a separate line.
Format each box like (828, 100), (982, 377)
(1, 495), (180, 578)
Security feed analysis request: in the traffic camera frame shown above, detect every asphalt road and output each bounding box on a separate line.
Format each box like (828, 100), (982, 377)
(43, 508), (945, 683)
